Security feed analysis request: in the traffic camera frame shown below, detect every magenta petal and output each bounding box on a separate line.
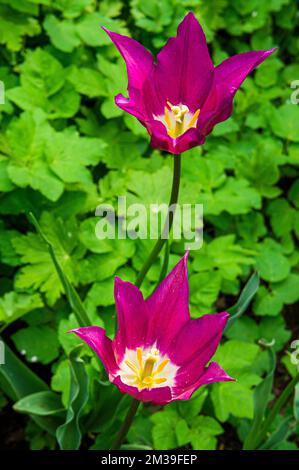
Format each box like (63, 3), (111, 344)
(198, 48), (277, 136)
(115, 94), (146, 121)
(145, 252), (190, 352)
(113, 376), (172, 405)
(103, 27), (154, 119)
(148, 120), (204, 154)
(215, 48), (277, 91)
(113, 277), (150, 360)
(168, 312), (229, 366)
(70, 327), (118, 379)
(154, 12), (214, 110)
(173, 361), (235, 401)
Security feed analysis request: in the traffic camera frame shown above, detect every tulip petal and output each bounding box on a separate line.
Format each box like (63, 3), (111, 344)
(168, 312), (229, 367)
(103, 27), (154, 119)
(154, 12), (214, 111)
(145, 252), (190, 352)
(198, 48), (277, 137)
(113, 277), (151, 360)
(148, 120), (204, 154)
(113, 376), (172, 405)
(173, 361), (234, 401)
(70, 327), (118, 379)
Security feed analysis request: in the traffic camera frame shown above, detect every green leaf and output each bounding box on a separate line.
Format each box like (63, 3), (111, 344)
(259, 417), (294, 450)
(175, 418), (191, 447)
(68, 67), (107, 98)
(0, 292), (43, 327)
(0, 227), (20, 266)
(199, 178), (261, 215)
(56, 346), (89, 450)
(256, 239), (290, 282)
(46, 128), (106, 184)
(0, 336), (61, 435)
(212, 340), (261, 421)
(192, 235), (255, 282)
(294, 384), (299, 421)
(0, 335), (48, 400)
(12, 325), (60, 364)
(269, 104), (299, 142)
(151, 409), (178, 450)
(44, 15), (81, 52)
(14, 391), (64, 416)
(254, 274), (299, 316)
(0, 5), (40, 51)
(86, 278), (115, 307)
(243, 348), (276, 449)
(189, 271), (222, 312)
(18, 48), (65, 97)
(6, 110), (64, 201)
(0, 158), (14, 192)
(77, 13), (129, 47)
(226, 272), (260, 330)
(190, 416), (223, 450)
(28, 212), (90, 326)
(267, 198), (296, 237)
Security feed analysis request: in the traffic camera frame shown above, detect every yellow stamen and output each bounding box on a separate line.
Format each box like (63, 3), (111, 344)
(142, 376), (154, 385)
(164, 106), (172, 129)
(137, 347), (143, 369)
(188, 108), (201, 127)
(159, 102), (201, 139)
(154, 378), (167, 385)
(153, 358), (170, 376)
(120, 346), (175, 391)
(125, 359), (139, 375)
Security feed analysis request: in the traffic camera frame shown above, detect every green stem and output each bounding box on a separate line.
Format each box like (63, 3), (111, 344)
(110, 154), (182, 450)
(135, 154), (181, 288)
(255, 372), (299, 449)
(110, 399), (140, 450)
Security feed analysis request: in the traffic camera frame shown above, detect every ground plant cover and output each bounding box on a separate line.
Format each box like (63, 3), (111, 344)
(0, 0), (298, 451)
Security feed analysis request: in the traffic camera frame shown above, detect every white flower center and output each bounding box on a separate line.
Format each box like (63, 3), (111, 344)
(118, 346), (178, 391)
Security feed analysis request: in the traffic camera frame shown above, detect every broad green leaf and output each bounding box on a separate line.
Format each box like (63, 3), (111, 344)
(56, 346), (89, 450)
(14, 391), (64, 416)
(190, 416), (223, 450)
(12, 325), (60, 364)
(27, 212), (90, 326)
(0, 5), (40, 51)
(150, 409), (178, 450)
(77, 13), (129, 47)
(269, 104), (299, 142)
(68, 67), (107, 98)
(0, 336), (59, 434)
(0, 335), (48, 400)
(0, 292), (43, 327)
(44, 15), (81, 52)
(256, 239), (290, 282)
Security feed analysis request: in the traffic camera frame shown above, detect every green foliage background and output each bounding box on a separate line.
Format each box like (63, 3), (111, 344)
(0, 0), (298, 450)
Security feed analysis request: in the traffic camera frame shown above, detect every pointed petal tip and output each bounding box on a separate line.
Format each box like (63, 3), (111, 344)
(209, 361), (236, 382)
(67, 328), (84, 335)
(114, 275), (135, 292)
(181, 11), (199, 25)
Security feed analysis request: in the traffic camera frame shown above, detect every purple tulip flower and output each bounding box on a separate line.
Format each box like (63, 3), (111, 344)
(103, 12), (276, 154)
(70, 253), (234, 405)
